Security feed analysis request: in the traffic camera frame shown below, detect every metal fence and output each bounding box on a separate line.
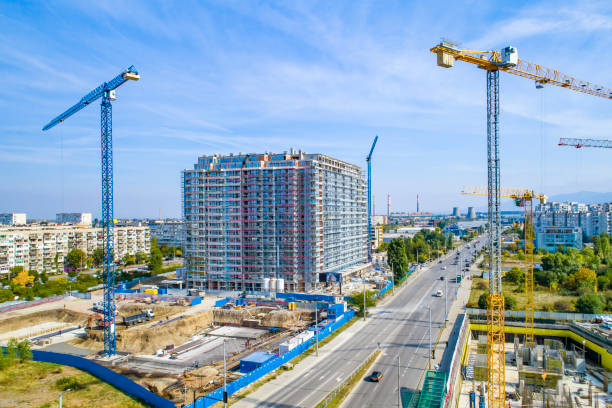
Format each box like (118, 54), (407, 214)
(32, 350), (174, 408)
(0, 295), (68, 314)
(185, 309), (356, 408)
(465, 308), (610, 322)
(444, 314), (468, 408)
(316, 348), (380, 407)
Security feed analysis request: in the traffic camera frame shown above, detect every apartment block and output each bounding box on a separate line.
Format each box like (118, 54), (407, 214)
(0, 213), (26, 226)
(535, 226), (583, 252)
(0, 225), (150, 274)
(182, 150), (368, 292)
(148, 220), (185, 248)
(535, 201), (612, 241)
(56, 212), (92, 225)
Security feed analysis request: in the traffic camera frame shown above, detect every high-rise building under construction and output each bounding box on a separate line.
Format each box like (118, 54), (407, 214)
(182, 149), (368, 292)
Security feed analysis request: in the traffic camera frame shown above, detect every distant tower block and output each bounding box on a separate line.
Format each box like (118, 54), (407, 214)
(416, 194), (420, 213)
(452, 207), (460, 217)
(467, 207), (476, 219)
(387, 193), (391, 218)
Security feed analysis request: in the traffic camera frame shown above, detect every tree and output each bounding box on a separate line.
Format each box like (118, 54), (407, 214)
(135, 251), (147, 265)
(148, 238), (163, 273)
(387, 238), (409, 281)
(122, 253), (135, 266)
(504, 267), (524, 285)
(65, 249), (87, 271)
(92, 248), (104, 267)
(0, 289), (14, 303)
(348, 289), (377, 317)
(12, 270), (34, 287)
(478, 293), (516, 310)
(8, 266), (23, 280)
(16, 340), (32, 362)
(575, 293), (604, 314)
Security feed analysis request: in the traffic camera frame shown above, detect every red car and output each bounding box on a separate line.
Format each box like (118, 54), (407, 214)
(369, 371), (383, 382)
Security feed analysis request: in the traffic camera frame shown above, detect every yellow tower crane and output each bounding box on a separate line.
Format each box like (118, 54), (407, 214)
(431, 40), (611, 408)
(462, 186), (546, 348)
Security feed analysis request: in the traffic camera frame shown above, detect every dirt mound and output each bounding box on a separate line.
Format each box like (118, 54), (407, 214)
(78, 310), (213, 354)
(117, 303), (185, 320)
(0, 309), (88, 332)
(212, 308), (307, 329)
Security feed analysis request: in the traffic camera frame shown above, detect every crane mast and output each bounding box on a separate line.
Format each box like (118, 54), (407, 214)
(43, 66), (139, 357)
(366, 135), (378, 263)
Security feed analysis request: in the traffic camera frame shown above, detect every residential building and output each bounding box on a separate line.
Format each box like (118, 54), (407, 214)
(148, 219), (185, 248)
(534, 226), (582, 252)
(182, 150), (368, 292)
(0, 213), (26, 226)
(56, 212), (92, 225)
(371, 215), (388, 225)
(0, 225), (150, 274)
(535, 201), (612, 239)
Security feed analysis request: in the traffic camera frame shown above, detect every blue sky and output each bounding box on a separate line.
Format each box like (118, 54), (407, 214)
(2, 0), (612, 219)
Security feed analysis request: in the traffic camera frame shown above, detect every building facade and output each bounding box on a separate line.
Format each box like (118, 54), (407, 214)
(0, 225), (150, 274)
(182, 150), (368, 292)
(56, 212), (92, 225)
(535, 201), (612, 241)
(0, 213), (27, 226)
(534, 226), (582, 252)
(148, 220), (185, 248)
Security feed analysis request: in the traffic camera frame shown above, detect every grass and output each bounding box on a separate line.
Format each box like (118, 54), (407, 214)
(467, 277), (579, 312)
(0, 360), (150, 408)
(315, 349), (382, 408)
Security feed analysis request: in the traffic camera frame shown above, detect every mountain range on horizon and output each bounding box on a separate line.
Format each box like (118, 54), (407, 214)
(547, 191), (612, 204)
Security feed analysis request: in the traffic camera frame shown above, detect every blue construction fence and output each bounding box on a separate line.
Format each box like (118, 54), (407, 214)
(31, 350), (175, 408)
(185, 309), (356, 408)
(395, 265), (416, 285)
(276, 292), (336, 303)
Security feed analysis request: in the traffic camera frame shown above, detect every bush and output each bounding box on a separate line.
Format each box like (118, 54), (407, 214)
(55, 376), (87, 391)
(553, 300), (573, 312)
(575, 293), (604, 314)
(504, 295), (517, 310)
(475, 280), (488, 290)
(478, 293), (516, 310)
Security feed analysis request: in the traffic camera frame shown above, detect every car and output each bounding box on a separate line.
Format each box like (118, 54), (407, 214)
(442, 266), (447, 270)
(440, 276), (445, 281)
(435, 290), (443, 297)
(369, 371), (383, 382)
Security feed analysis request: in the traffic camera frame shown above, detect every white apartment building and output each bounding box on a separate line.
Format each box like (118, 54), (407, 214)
(535, 201), (612, 239)
(56, 212), (92, 225)
(148, 220), (185, 248)
(0, 213), (27, 226)
(0, 225), (150, 274)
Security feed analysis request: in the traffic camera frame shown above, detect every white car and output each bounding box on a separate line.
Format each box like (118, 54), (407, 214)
(442, 266), (447, 270)
(435, 290), (443, 297)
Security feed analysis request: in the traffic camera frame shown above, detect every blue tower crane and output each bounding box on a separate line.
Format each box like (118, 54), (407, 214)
(43, 66), (139, 357)
(366, 135), (378, 263)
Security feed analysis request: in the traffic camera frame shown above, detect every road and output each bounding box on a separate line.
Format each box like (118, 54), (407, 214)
(234, 236), (485, 408)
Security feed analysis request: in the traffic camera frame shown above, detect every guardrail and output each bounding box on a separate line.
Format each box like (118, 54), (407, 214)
(316, 348), (381, 408)
(466, 308), (610, 322)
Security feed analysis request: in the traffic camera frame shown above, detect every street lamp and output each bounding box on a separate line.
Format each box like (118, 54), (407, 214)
(315, 302), (319, 357)
(397, 355), (401, 408)
(428, 306), (432, 370)
(59, 389), (71, 408)
(223, 339), (228, 408)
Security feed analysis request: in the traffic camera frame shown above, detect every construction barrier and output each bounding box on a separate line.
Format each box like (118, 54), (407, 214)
(185, 309), (356, 408)
(276, 292), (336, 303)
(443, 314), (468, 408)
(31, 350), (174, 408)
(377, 280), (393, 299)
(0, 295), (68, 314)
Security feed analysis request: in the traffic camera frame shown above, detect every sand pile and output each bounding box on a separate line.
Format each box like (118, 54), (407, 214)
(0, 309), (88, 333)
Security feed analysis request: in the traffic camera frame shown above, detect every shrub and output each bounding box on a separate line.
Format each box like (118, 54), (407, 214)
(504, 295), (517, 310)
(553, 300), (573, 312)
(475, 280), (488, 290)
(575, 293), (604, 314)
(55, 376), (87, 391)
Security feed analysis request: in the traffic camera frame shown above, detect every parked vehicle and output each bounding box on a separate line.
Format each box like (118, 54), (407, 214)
(122, 309), (155, 326)
(435, 290), (443, 297)
(369, 371), (383, 382)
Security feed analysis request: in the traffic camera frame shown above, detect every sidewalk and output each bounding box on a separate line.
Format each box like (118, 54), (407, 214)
(431, 267), (475, 369)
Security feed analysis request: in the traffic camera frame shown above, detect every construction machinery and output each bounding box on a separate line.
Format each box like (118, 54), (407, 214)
(432, 40), (610, 408)
(366, 135), (379, 263)
(558, 138), (612, 149)
(43, 66), (140, 357)
(462, 186), (546, 348)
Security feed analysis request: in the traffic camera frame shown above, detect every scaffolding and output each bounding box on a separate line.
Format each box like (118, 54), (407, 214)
(182, 150), (367, 292)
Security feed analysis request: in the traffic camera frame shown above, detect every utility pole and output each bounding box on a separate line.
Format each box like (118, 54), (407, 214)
(445, 278), (448, 320)
(428, 306), (432, 370)
(223, 340), (227, 408)
(363, 281), (366, 321)
(391, 265), (394, 294)
(315, 302), (319, 356)
(397, 355), (401, 408)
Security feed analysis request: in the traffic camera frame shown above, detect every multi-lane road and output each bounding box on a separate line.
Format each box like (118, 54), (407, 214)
(235, 236), (484, 408)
